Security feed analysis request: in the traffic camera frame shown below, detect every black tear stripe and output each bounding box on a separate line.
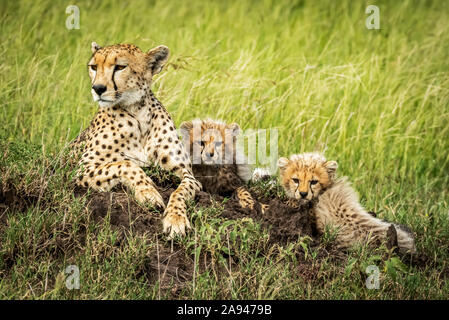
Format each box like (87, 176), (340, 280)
(112, 56), (118, 92)
(112, 70), (118, 92)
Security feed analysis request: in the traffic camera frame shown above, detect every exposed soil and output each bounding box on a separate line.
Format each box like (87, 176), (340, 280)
(0, 180), (39, 217)
(68, 182), (318, 288)
(72, 185), (164, 236)
(194, 190), (315, 245)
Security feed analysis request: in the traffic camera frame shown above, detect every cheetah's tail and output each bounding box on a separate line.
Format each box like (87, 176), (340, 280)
(393, 223), (417, 254)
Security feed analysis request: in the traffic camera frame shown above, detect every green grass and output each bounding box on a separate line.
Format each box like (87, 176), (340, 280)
(1, 0), (449, 299)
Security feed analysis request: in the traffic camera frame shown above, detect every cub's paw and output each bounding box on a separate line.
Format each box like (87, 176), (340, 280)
(236, 187), (255, 210)
(286, 198), (300, 208)
(162, 208), (191, 239)
(239, 197), (255, 210)
(134, 185), (165, 209)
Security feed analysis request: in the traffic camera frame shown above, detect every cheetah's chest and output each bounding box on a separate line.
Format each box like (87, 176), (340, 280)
(115, 115), (153, 166)
(84, 109), (154, 167)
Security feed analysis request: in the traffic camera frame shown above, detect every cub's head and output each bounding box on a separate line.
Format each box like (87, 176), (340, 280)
(179, 119), (240, 165)
(278, 153), (338, 203)
(88, 42), (169, 107)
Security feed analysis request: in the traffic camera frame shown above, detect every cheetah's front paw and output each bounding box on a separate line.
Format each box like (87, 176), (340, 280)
(162, 209), (191, 239)
(134, 186), (166, 209)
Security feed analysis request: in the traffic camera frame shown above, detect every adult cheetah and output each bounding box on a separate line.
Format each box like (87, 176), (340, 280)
(71, 42), (201, 238)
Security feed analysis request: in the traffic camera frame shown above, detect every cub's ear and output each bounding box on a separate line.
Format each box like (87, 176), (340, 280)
(91, 42), (101, 54)
(179, 121), (193, 131)
(227, 123), (240, 136)
(179, 121), (193, 141)
(277, 157), (290, 171)
(147, 45), (170, 75)
(324, 160), (338, 176)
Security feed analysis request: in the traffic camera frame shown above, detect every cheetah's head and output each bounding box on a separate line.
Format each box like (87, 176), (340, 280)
(278, 153), (338, 204)
(88, 42), (169, 107)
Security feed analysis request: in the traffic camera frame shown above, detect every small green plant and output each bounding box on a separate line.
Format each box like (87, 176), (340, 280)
(320, 224), (340, 248)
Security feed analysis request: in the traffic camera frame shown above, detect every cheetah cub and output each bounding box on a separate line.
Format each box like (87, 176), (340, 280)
(278, 153), (416, 253)
(179, 119), (261, 212)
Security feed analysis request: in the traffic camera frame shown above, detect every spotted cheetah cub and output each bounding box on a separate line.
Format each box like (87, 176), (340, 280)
(179, 119), (259, 211)
(278, 153), (416, 253)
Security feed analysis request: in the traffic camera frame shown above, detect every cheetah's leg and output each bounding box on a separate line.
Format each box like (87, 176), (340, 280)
(78, 160), (165, 208)
(143, 109), (201, 238)
(161, 168), (201, 238)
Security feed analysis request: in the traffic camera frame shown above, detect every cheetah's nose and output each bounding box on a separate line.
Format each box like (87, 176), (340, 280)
(300, 191), (308, 198)
(92, 84), (107, 96)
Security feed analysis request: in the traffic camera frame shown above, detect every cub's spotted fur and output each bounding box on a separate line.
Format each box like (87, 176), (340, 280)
(278, 153), (416, 253)
(179, 119), (260, 211)
(71, 42), (201, 238)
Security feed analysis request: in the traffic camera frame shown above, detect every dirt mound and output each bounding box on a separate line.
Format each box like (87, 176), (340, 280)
(70, 180), (315, 244)
(66, 183), (315, 291)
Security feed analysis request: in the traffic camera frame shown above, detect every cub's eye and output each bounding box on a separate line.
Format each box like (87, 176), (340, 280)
(200, 141), (205, 148)
(310, 180), (318, 185)
(215, 141), (223, 147)
(292, 178), (299, 184)
(115, 65), (127, 71)
(90, 65), (97, 71)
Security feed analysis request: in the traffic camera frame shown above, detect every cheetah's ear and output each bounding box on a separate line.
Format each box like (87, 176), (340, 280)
(147, 45), (170, 75)
(91, 42), (101, 54)
(227, 123), (240, 136)
(324, 160), (338, 176)
(277, 157), (290, 171)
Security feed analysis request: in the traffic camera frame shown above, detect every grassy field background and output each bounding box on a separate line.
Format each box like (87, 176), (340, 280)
(1, 0), (449, 299)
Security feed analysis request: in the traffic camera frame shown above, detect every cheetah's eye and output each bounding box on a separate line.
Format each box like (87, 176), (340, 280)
(90, 65), (97, 71)
(292, 178), (299, 184)
(200, 141), (205, 148)
(310, 180), (318, 185)
(115, 65), (127, 71)
(215, 141), (223, 147)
